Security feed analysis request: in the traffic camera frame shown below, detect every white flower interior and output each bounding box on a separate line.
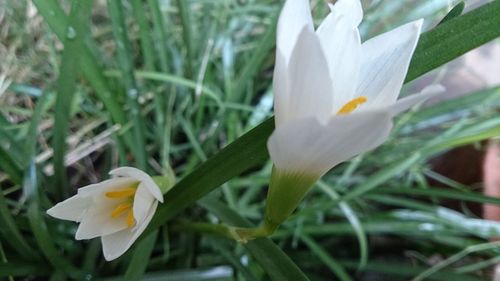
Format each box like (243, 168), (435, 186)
(105, 182), (140, 228)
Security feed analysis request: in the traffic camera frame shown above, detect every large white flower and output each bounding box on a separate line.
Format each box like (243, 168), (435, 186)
(47, 167), (164, 261)
(262, 0), (444, 229)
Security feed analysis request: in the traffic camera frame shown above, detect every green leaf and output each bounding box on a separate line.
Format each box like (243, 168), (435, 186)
(438, 2), (465, 25)
(300, 234), (353, 281)
(377, 187), (500, 206)
(0, 188), (40, 261)
(107, 0), (147, 169)
(52, 0), (91, 198)
(0, 261), (50, 277)
(123, 231), (158, 281)
(406, 0), (500, 83)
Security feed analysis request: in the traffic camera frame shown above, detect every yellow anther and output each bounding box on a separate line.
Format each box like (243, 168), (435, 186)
(336, 96), (368, 115)
(105, 187), (136, 199)
(126, 209), (135, 228)
(111, 202), (132, 218)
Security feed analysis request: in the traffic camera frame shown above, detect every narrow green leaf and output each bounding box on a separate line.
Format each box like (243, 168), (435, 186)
(52, 0), (91, 198)
(406, 0), (500, 82)
(301, 234), (353, 281)
(232, 15), (277, 101)
(342, 153), (421, 202)
(32, 0), (134, 155)
(124, 231), (158, 281)
(339, 260), (481, 281)
(176, 0), (194, 76)
(377, 187), (500, 206)
(0, 261), (50, 277)
(107, 0), (147, 169)
(131, 0), (156, 71)
(438, 2), (465, 25)
(0, 189), (39, 261)
(0, 149), (22, 184)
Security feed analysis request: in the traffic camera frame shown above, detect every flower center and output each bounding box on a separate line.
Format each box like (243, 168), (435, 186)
(105, 183), (139, 228)
(336, 96), (368, 115)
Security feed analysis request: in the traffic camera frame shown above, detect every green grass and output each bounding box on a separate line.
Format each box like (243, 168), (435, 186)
(0, 0), (499, 280)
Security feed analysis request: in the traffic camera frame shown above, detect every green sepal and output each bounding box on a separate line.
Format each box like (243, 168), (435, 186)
(153, 174), (176, 195)
(264, 167), (318, 230)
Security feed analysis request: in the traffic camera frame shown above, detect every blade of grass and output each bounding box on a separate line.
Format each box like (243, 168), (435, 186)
(176, 0), (194, 77)
(377, 186), (500, 205)
(33, 0), (134, 155)
(107, 0), (147, 169)
(339, 260), (481, 281)
(317, 181), (368, 270)
(131, 0), (155, 71)
(26, 167), (83, 279)
(0, 188), (40, 261)
(232, 14), (277, 101)
(341, 153), (422, 202)
(52, 0), (91, 198)
(0, 261), (50, 277)
(300, 234), (353, 281)
(411, 241), (500, 281)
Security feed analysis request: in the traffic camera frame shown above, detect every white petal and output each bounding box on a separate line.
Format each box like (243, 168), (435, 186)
(327, 0), (363, 27)
(317, 14), (361, 111)
(75, 197), (128, 240)
(388, 84), (445, 116)
(101, 201), (158, 261)
(110, 167), (163, 203)
(276, 0), (314, 65)
(133, 182), (155, 224)
(273, 50), (290, 127)
(286, 28), (334, 124)
(268, 111), (393, 176)
(357, 19), (423, 107)
(46, 194), (91, 222)
(77, 178), (137, 197)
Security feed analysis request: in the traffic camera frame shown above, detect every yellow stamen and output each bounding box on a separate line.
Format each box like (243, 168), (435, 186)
(336, 96), (368, 115)
(105, 187), (136, 199)
(126, 209), (135, 228)
(110, 202), (132, 218)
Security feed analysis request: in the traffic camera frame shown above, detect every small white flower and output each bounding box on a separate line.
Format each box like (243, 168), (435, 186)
(47, 167), (164, 261)
(268, 0), (444, 179)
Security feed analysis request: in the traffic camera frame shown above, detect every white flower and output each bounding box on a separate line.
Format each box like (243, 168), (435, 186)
(255, 0), (445, 231)
(47, 167), (164, 261)
(268, 0), (444, 179)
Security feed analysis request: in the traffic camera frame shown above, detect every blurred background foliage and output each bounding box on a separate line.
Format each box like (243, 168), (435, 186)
(0, 0), (500, 280)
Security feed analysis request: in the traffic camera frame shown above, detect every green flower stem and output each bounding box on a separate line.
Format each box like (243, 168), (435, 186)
(175, 222), (241, 241)
(186, 167), (318, 243)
